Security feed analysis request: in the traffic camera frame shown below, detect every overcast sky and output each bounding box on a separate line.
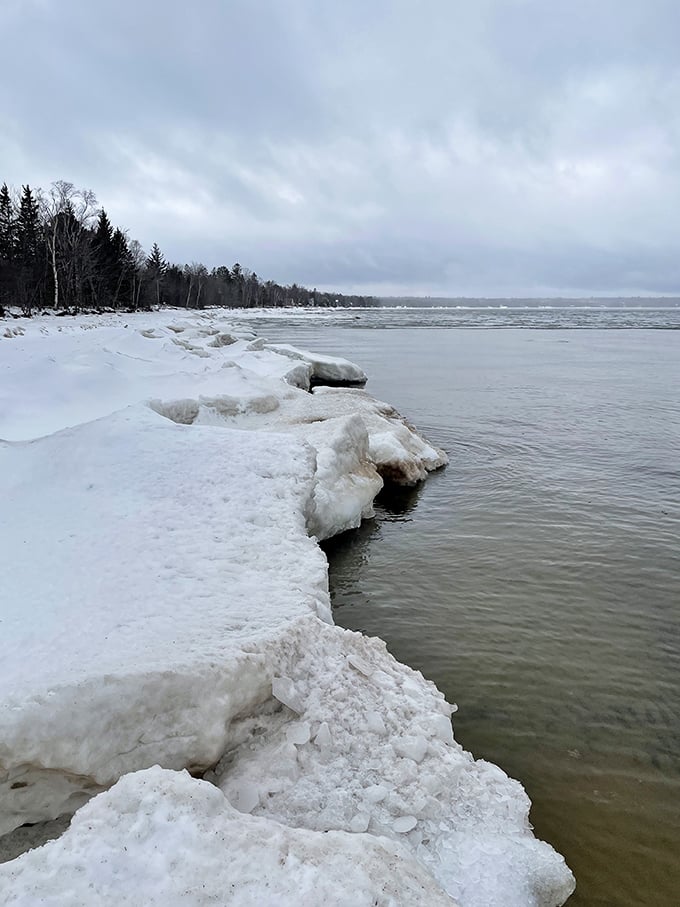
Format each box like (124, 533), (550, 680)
(2, 0), (679, 296)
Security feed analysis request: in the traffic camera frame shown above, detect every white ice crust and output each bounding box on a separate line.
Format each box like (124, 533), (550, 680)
(0, 311), (573, 906)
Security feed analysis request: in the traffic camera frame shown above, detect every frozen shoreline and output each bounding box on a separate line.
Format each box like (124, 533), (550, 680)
(0, 311), (574, 905)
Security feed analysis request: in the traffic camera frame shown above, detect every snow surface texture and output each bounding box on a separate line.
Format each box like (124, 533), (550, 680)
(0, 767), (457, 907)
(0, 311), (574, 905)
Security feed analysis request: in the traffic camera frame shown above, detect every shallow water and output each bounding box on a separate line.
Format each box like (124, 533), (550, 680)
(244, 309), (680, 906)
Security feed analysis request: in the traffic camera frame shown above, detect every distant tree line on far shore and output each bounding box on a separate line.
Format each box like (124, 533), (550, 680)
(0, 180), (377, 316)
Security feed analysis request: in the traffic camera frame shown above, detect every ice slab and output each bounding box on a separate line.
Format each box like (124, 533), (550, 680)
(265, 342), (368, 385)
(189, 382), (447, 489)
(0, 405), (329, 834)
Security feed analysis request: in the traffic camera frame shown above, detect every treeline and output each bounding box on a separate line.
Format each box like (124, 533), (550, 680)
(0, 180), (377, 316)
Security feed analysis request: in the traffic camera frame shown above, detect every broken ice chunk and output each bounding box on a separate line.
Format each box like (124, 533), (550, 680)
(347, 653), (374, 677)
(423, 714), (454, 745)
(393, 735), (428, 764)
(276, 742), (301, 780)
(285, 721), (311, 746)
(316, 599), (333, 624)
(313, 721), (332, 748)
(400, 676), (423, 701)
(246, 338), (266, 351)
(271, 676), (303, 714)
(393, 815), (418, 834)
(229, 782), (259, 814)
(433, 697), (457, 716)
(349, 812), (370, 833)
(362, 784), (388, 804)
(365, 710), (387, 735)
(408, 829), (423, 848)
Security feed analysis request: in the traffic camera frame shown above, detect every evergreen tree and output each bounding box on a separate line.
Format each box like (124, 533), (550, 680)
(145, 242), (167, 307)
(230, 262), (243, 306)
(15, 185), (43, 314)
(0, 183), (16, 261)
(16, 186), (40, 262)
(92, 209), (117, 307)
(111, 227), (132, 309)
(164, 263), (184, 307)
(0, 183), (16, 313)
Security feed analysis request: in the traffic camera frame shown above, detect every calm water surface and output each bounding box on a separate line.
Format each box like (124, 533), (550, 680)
(242, 309), (680, 907)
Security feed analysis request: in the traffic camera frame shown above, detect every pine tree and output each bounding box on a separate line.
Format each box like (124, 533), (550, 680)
(92, 209), (117, 307)
(111, 227), (132, 309)
(231, 262), (243, 306)
(16, 186), (40, 263)
(0, 183), (16, 261)
(15, 186), (43, 314)
(145, 243), (167, 307)
(0, 183), (16, 313)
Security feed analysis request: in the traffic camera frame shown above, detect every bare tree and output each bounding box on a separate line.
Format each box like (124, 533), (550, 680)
(128, 239), (146, 310)
(40, 181), (98, 311)
(184, 261), (208, 307)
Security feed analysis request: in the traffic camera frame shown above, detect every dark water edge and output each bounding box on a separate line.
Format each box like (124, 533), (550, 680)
(244, 313), (679, 907)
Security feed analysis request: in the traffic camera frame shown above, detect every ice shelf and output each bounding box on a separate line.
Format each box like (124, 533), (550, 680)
(0, 311), (574, 906)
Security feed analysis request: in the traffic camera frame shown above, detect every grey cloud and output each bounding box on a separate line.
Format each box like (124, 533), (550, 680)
(2, 0), (679, 295)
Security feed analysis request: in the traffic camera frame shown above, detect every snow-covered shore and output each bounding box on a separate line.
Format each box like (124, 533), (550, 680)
(0, 311), (574, 906)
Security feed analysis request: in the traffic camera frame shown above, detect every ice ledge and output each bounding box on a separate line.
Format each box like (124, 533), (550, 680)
(0, 312), (573, 905)
(264, 342), (368, 386)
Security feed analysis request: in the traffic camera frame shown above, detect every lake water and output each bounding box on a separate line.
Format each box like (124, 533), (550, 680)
(238, 307), (680, 907)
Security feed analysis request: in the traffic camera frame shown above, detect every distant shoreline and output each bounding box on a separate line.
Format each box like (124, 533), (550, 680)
(379, 296), (680, 308)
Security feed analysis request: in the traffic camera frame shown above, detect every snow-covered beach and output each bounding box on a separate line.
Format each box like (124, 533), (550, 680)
(0, 311), (574, 906)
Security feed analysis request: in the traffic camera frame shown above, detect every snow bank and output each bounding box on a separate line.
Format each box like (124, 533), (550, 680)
(0, 314), (310, 441)
(0, 767), (456, 907)
(0, 310), (573, 905)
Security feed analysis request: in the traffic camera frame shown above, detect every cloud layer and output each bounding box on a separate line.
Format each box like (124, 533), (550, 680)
(3, 0), (679, 295)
